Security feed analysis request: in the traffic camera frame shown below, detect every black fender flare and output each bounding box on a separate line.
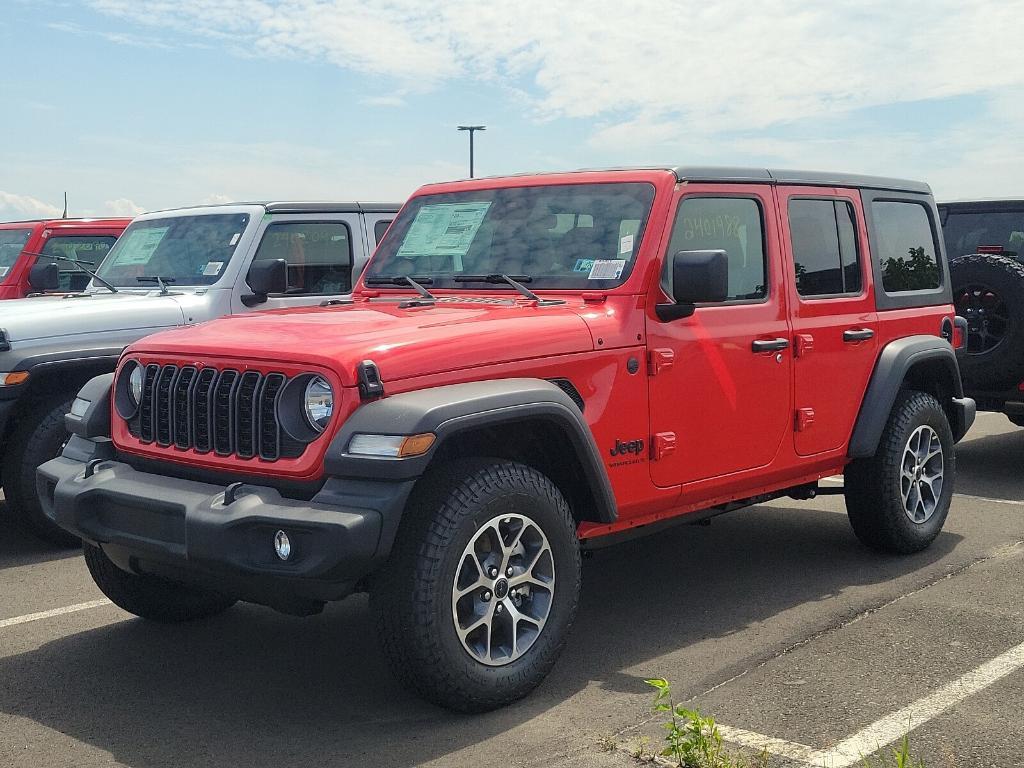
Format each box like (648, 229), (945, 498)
(848, 335), (973, 458)
(324, 378), (617, 539)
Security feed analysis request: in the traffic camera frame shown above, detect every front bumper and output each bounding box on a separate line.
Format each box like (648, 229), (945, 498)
(38, 448), (414, 610)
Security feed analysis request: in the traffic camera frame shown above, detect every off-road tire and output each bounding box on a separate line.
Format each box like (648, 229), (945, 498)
(951, 253), (1024, 390)
(845, 390), (955, 554)
(84, 543), (236, 622)
(2, 394), (79, 547)
(371, 459), (581, 712)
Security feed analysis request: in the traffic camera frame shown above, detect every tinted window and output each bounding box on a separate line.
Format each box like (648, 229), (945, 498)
(872, 201), (941, 293)
(40, 235), (118, 291)
(368, 183), (656, 289)
(789, 199), (861, 296)
(0, 228), (32, 271)
(374, 219), (392, 244)
(668, 197), (766, 300)
(253, 221), (353, 295)
(97, 214), (250, 287)
(941, 209), (1024, 258)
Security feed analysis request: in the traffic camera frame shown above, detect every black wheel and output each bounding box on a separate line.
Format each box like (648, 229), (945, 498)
(845, 391), (955, 554)
(2, 394), (79, 546)
(951, 253), (1024, 390)
(372, 459), (581, 712)
(84, 543), (236, 622)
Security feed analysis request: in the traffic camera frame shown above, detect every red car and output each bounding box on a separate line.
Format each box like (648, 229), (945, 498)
(41, 167), (974, 711)
(0, 218), (131, 298)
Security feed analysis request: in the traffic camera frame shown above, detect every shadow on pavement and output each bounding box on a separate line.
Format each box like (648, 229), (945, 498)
(0, 500), (80, 569)
(955, 425), (1024, 501)
(0, 505), (960, 768)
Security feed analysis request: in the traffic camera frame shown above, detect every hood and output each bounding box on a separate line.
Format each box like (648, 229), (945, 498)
(130, 300), (596, 385)
(0, 291), (192, 343)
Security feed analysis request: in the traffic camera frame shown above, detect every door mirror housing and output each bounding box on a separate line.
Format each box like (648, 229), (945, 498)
(656, 249), (730, 321)
(243, 258), (288, 306)
(28, 262), (60, 292)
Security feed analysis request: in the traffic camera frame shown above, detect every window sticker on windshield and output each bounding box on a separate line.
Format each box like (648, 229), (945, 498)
(573, 258), (595, 273)
(619, 234), (634, 254)
(112, 227), (169, 266)
(588, 259), (626, 280)
(202, 261), (224, 276)
(229, 233), (240, 246)
(397, 202), (491, 259)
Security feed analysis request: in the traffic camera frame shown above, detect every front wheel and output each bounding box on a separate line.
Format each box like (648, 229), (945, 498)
(845, 390), (955, 553)
(372, 460), (581, 712)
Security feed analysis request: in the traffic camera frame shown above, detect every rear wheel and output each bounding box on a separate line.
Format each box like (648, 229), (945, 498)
(3, 394), (79, 546)
(372, 459), (581, 712)
(84, 544), (236, 622)
(845, 390), (955, 554)
(951, 253), (1024, 389)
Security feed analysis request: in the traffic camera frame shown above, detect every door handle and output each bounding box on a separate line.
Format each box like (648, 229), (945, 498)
(843, 328), (875, 343)
(752, 338), (790, 352)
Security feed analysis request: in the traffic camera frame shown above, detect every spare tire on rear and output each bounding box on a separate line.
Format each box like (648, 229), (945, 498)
(951, 253), (1024, 390)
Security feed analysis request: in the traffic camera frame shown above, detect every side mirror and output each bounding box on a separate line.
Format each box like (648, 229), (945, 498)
(28, 262), (60, 291)
(242, 259), (288, 306)
(656, 249), (729, 321)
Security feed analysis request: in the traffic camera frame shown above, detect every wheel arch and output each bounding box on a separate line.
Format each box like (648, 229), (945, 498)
(848, 335), (971, 458)
(324, 378), (618, 553)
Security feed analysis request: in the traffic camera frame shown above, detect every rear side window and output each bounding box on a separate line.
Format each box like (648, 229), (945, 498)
(788, 199), (862, 296)
(872, 201), (941, 293)
(373, 219), (392, 244)
(668, 197), (766, 300)
(252, 221), (353, 295)
(41, 235), (118, 291)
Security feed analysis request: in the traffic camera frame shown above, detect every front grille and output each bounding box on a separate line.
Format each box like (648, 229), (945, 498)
(133, 365), (299, 461)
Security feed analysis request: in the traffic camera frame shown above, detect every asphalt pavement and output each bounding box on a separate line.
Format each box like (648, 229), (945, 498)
(0, 412), (1021, 767)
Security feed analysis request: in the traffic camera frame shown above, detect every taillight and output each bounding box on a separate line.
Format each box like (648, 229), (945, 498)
(1018, 381), (1024, 393)
(952, 316), (967, 349)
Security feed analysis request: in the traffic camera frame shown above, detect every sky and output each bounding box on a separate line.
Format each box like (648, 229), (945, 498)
(1, 0), (1023, 220)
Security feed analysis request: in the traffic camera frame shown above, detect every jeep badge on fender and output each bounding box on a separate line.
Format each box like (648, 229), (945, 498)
(39, 166), (974, 713)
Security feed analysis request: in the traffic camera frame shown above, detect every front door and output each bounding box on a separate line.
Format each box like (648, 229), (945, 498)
(778, 187), (878, 456)
(647, 185), (792, 488)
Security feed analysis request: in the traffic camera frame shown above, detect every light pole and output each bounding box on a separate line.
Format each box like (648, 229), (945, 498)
(457, 125), (486, 178)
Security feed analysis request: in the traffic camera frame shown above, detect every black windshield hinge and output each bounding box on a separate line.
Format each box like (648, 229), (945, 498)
(357, 360), (385, 400)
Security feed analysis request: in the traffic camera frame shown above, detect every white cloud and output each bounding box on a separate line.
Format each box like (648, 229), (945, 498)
(198, 193), (235, 205)
(0, 191), (62, 219)
(104, 197), (146, 216)
(86, 0), (1024, 135)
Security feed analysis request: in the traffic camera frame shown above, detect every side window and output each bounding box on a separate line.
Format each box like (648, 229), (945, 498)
(373, 219), (392, 245)
(872, 201), (941, 293)
(668, 197), (766, 300)
(252, 221), (352, 295)
(789, 199), (862, 296)
(40, 235), (117, 291)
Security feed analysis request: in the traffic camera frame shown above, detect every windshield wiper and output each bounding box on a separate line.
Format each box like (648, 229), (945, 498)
(24, 252), (118, 294)
(454, 274), (564, 306)
(364, 275), (436, 300)
(136, 275), (176, 295)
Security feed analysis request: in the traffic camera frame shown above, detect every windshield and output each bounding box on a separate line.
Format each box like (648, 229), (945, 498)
(942, 208), (1024, 258)
(0, 228), (32, 273)
(95, 213), (250, 287)
(368, 182), (656, 289)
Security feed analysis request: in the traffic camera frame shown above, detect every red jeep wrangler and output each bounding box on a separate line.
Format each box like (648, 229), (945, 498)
(0, 218), (130, 298)
(39, 167), (974, 712)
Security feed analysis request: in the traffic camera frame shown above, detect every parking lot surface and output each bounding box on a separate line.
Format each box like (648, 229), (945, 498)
(1, 413), (1021, 768)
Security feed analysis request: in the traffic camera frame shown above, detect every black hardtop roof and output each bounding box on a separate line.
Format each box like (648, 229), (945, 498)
(938, 199), (1024, 210)
(144, 201), (401, 215)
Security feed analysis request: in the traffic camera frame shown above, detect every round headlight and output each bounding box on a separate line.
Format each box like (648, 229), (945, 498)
(303, 376), (334, 432)
(128, 365), (144, 406)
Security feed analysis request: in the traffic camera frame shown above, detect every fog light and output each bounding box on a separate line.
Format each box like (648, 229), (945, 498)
(274, 530), (291, 561)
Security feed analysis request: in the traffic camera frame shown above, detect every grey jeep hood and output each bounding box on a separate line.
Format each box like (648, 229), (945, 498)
(0, 292), (191, 344)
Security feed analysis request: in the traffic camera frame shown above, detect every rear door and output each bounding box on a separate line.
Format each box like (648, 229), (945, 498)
(233, 213), (365, 312)
(646, 184), (793, 487)
(779, 186), (878, 456)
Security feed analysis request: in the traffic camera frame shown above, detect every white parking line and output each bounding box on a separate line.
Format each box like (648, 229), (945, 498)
(716, 638), (1024, 767)
(0, 599), (112, 630)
